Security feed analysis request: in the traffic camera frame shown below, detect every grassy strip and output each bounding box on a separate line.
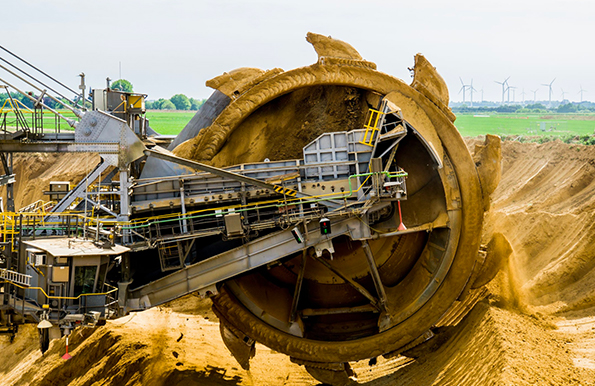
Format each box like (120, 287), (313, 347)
(454, 113), (595, 137)
(6, 110), (595, 144)
(145, 110), (194, 135)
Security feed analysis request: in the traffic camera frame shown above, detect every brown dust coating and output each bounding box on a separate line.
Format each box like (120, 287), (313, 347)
(210, 85), (370, 166)
(170, 33), (451, 167)
(173, 85), (373, 167)
(3, 140), (595, 384)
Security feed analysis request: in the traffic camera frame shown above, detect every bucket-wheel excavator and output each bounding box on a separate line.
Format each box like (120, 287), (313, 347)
(0, 34), (507, 385)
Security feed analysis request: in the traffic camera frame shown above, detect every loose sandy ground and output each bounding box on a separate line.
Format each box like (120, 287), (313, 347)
(2, 139), (595, 385)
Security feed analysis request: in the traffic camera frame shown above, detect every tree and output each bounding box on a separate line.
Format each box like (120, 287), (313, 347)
(190, 98), (205, 111)
(111, 79), (133, 93)
(18, 93), (34, 109)
(160, 100), (175, 110)
(42, 96), (60, 109)
(152, 98), (168, 110)
(525, 103), (547, 110)
(557, 103), (578, 113)
(170, 94), (190, 110)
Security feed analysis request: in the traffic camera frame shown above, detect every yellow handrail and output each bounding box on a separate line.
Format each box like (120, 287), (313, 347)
(0, 98), (33, 114)
(0, 170), (386, 243)
(359, 108), (383, 146)
(1, 279), (118, 301)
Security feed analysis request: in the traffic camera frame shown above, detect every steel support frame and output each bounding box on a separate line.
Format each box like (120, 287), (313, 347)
(129, 217), (363, 309)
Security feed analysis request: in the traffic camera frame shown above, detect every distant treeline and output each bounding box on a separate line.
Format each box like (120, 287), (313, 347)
(146, 95), (205, 111)
(452, 102), (595, 114)
(0, 91), (206, 112)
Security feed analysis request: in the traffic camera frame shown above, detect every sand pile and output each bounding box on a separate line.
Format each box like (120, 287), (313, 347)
(348, 138), (595, 384)
(0, 153), (99, 210)
(476, 139), (595, 314)
(0, 294), (315, 386)
(349, 300), (591, 385)
(3, 139), (595, 385)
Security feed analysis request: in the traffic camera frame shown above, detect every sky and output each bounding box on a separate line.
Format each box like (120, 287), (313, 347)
(1, 0), (594, 103)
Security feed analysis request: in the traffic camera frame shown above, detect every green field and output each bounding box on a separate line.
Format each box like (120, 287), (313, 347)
(5, 110), (595, 141)
(146, 111), (194, 135)
(145, 111), (595, 139)
(454, 113), (595, 138)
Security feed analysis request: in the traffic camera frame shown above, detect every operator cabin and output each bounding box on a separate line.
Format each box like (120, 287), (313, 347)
(23, 238), (128, 313)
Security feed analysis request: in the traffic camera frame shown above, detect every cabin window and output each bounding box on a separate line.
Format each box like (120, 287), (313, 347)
(74, 266), (97, 297)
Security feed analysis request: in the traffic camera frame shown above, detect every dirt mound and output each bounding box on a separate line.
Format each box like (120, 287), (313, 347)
(353, 300), (593, 385)
(0, 294), (314, 386)
(5, 295), (593, 385)
(0, 324), (40, 383)
(0, 153), (99, 210)
(474, 139), (595, 314)
(352, 138), (595, 384)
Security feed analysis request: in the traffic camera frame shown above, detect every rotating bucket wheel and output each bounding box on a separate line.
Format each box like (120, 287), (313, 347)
(176, 33), (486, 382)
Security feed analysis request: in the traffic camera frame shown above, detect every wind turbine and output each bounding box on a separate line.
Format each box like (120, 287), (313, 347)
(531, 89), (538, 103)
(560, 88), (567, 102)
(469, 79), (477, 107)
(541, 78), (556, 107)
(509, 86), (517, 103)
(520, 88), (527, 104)
(578, 85), (587, 102)
(459, 77), (469, 105)
(495, 77), (510, 104)
(459, 77), (476, 106)
(480, 88), (484, 103)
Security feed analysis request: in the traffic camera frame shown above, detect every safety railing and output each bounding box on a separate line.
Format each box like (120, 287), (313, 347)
(18, 199), (54, 214)
(0, 170), (407, 248)
(0, 107), (76, 135)
(360, 108), (383, 146)
(1, 279), (118, 308)
(0, 98), (33, 114)
(0, 279), (120, 322)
